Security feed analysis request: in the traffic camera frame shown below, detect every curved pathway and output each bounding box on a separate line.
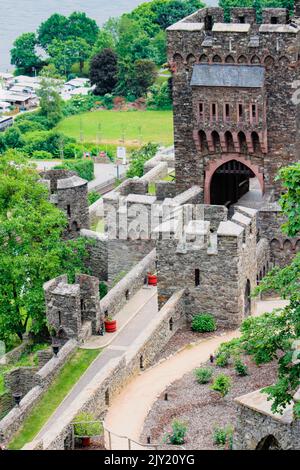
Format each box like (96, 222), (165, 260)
(104, 299), (288, 450)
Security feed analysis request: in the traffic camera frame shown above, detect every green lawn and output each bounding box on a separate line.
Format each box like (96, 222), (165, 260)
(56, 110), (174, 147)
(8, 348), (100, 450)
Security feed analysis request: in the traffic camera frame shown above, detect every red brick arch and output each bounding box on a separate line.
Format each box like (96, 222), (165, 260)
(204, 154), (264, 204)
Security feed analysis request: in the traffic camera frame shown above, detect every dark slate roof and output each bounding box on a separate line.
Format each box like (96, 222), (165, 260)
(191, 64), (264, 88)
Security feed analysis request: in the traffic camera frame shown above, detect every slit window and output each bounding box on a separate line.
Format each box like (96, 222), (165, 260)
(225, 103), (230, 122)
(239, 16), (245, 23)
(195, 269), (200, 287)
(251, 104), (257, 123)
(199, 102), (204, 121)
(105, 389), (110, 406)
(67, 205), (71, 216)
(58, 310), (62, 325)
(211, 103), (217, 121)
(238, 103), (243, 122)
(169, 317), (174, 331)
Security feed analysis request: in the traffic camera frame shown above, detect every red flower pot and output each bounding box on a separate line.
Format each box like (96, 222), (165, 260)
(148, 274), (157, 286)
(82, 437), (91, 447)
(105, 319), (117, 333)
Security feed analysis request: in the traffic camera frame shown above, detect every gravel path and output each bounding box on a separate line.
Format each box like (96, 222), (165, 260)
(140, 355), (278, 450)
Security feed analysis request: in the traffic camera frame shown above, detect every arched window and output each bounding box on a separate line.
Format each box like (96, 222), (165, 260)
(211, 131), (221, 152)
(186, 54), (196, 66)
(199, 130), (208, 152)
(199, 54), (208, 63)
(251, 132), (260, 153)
(212, 54), (222, 63)
(238, 131), (247, 153)
(250, 55), (260, 64)
(225, 131), (235, 152)
(225, 55), (235, 63)
(256, 435), (281, 450)
(264, 56), (275, 68)
(237, 55), (247, 64)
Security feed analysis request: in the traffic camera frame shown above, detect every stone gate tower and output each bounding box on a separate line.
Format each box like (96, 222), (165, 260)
(167, 4), (300, 205)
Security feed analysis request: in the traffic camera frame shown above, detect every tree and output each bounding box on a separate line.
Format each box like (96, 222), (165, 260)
(0, 152), (90, 347)
(89, 49), (118, 96)
(66, 12), (99, 46)
(37, 13), (69, 50)
(126, 143), (159, 178)
(118, 59), (157, 99)
(10, 32), (42, 74)
(91, 29), (115, 57)
(48, 38), (90, 75)
(37, 68), (63, 128)
(37, 12), (99, 50)
(147, 81), (172, 109)
(3, 127), (25, 149)
(276, 162), (300, 237)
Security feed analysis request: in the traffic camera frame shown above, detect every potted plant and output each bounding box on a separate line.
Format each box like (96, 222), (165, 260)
(147, 272), (157, 286)
(104, 316), (117, 333)
(73, 412), (103, 448)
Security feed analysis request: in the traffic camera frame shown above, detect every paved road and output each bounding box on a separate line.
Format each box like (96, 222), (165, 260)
(36, 287), (158, 439)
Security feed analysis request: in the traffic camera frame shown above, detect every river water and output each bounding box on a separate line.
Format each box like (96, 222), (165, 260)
(0, 0), (217, 72)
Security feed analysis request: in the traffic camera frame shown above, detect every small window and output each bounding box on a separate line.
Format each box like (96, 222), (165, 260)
(239, 16), (245, 24)
(205, 15), (213, 31)
(199, 102), (204, 121)
(238, 103), (243, 122)
(271, 17), (278, 24)
(140, 355), (144, 370)
(211, 103), (217, 121)
(251, 104), (257, 123)
(67, 205), (71, 217)
(58, 310), (62, 325)
(125, 289), (130, 300)
(169, 317), (174, 331)
(195, 269), (200, 287)
(225, 103), (230, 122)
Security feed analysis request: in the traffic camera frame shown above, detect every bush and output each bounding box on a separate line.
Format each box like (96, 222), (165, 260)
(126, 142), (159, 178)
(15, 120), (46, 134)
(234, 358), (248, 376)
(22, 130), (76, 158)
(215, 352), (230, 368)
(213, 425), (233, 448)
(73, 412), (103, 437)
(88, 191), (101, 206)
(191, 314), (216, 333)
(32, 150), (53, 160)
(54, 159), (94, 181)
(99, 282), (108, 299)
(164, 420), (188, 445)
(194, 367), (213, 384)
(211, 374), (232, 397)
(14, 112), (52, 130)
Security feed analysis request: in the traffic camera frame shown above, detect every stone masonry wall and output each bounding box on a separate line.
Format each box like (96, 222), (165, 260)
(233, 404), (300, 450)
(31, 290), (186, 450)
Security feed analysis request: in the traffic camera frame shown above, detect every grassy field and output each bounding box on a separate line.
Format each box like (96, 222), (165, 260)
(8, 348), (100, 450)
(56, 110), (174, 147)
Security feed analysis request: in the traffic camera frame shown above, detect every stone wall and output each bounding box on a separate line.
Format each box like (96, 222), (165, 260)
(4, 367), (38, 397)
(0, 393), (13, 420)
(100, 249), (156, 318)
(28, 290), (186, 450)
(233, 401), (300, 450)
(80, 230), (108, 281)
(156, 206), (258, 328)
(0, 339), (77, 445)
(167, 8), (300, 198)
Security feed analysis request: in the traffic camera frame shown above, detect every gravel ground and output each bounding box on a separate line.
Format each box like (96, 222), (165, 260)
(153, 326), (227, 362)
(140, 352), (278, 450)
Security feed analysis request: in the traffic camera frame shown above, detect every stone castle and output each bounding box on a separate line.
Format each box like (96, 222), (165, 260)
(30, 3), (300, 449)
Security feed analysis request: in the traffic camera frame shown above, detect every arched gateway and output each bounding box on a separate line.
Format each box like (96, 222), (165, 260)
(204, 155), (264, 205)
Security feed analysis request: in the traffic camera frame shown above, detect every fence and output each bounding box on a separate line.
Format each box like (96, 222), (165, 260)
(71, 420), (185, 451)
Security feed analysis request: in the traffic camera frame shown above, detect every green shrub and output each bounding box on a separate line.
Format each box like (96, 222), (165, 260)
(191, 314), (216, 333)
(32, 150), (53, 160)
(55, 159), (94, 181)
(164, 419), (188, 445)
(23, 130), (76, 158)
(234, 358), (248, 376)
(215, 352), (230, 368)
(213, 425), (233, 448)
(16, 120), (46, 134)
(73, 412), (103, 437)
(88, 191), (101, 206)
(211, 374), (232, 397)
(99, 282), (108, 299)
(194, 367), (213, 384)
(126, 142), (159, 178)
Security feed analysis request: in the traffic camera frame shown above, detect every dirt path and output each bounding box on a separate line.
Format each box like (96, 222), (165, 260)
(104, 299), (287, 450)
